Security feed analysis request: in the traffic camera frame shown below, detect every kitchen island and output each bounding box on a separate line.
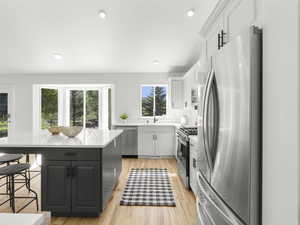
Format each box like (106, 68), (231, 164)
(0, 129), (123, 217)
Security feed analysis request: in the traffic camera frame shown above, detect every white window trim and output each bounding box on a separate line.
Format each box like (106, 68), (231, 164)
(140, 84), (168, 118)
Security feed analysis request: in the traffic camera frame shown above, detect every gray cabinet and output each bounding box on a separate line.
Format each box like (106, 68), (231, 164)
(41, 161), (72, 214)
(42, 160), (100, 216)
(41, 136), (122, 216)
(114, 126), (138, 157)
(102, 136), (122, 209)
(71, 161), (100, 214)
(102, 141), (115, 208)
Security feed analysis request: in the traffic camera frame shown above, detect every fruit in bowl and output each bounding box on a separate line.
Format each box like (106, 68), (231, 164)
(48, 127), (61, 135)
(61, 126), (83, 138)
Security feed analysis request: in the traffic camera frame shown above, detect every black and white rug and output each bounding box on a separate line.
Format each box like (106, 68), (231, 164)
(120, 168), (176, 207)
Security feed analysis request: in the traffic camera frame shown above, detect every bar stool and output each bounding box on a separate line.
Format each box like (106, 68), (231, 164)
(0, 154), (24, 193)
(0, 154), (23, 165)
(0, 163), (38, 213)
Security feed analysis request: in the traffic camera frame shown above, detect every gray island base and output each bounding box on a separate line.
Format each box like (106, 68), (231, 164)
(0, 129), (123, 217)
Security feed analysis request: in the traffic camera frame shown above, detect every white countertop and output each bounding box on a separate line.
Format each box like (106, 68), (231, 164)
(0, 213), (44, 225)
(113, 122), (181, 127)
(0, 129), (123, 148)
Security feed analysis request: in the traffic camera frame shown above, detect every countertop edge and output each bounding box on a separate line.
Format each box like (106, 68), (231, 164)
(112, 123), (181, 127)
(0, 130), (124, 149)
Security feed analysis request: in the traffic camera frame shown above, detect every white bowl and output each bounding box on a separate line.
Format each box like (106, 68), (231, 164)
(61, 126), (83, 138)
(48, 127), (61, 135)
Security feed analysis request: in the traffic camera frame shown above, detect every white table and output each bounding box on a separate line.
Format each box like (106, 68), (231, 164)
(0, 213), (45, 225)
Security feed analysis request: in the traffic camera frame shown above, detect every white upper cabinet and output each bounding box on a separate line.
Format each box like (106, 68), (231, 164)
(206, 14), (225, 58)
(169, 78), (184, 109)
(182, 63), (201, 111)
(223, 0), (257, 41)
(200, 0), (259, 57)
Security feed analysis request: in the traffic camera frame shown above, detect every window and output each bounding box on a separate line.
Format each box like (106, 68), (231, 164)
(0, 93), (8, 137)
(38, 85), (106, 131)
(41, 88), (58, 129)
(69, 89), (99, 128)
(141, 85), (167, 117)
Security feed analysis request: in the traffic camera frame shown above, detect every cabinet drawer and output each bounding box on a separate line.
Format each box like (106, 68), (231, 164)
(44, 149), (101, 161)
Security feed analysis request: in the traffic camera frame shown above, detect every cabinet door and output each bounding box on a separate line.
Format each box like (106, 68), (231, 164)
(171, 79), (184, 109)
(140, 131), (155, 156)
(102, 141), (116, 209)
(121, 128), (138, 156)
(189, 143), (199, 195)
(71, 161), (100, 214)
(114, 135), (122, 179)
(206, 15), (225, 57)
(223, 0), (257, 42)
(183, 77), (190, 109)
(42, 161), (71, 213)
(156, 129), (175, 156)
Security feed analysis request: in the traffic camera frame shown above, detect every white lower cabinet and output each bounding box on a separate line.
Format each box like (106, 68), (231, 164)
(140, 130), (156, 156)
(138, 126), (175, 157)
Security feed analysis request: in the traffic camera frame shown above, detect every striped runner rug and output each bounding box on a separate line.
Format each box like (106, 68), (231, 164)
(120, 168), (176, 207)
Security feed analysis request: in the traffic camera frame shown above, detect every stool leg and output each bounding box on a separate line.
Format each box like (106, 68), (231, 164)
(6, 163), (9, 194)
(6, 176), (9, 194)
(8, 176), (12, 207)
(27, 169), (31, 192)
(10, 175), (15, 213)
(25, 170), (38, 211)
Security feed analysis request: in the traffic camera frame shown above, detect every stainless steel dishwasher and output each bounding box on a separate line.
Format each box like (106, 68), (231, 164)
(113, 126), (138, 157)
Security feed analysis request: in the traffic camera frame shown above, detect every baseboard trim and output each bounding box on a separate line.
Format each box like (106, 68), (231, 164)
(122, 155), (138, 158)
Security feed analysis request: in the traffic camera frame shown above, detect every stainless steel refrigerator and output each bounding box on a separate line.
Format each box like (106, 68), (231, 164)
(196, 26), (262, 225)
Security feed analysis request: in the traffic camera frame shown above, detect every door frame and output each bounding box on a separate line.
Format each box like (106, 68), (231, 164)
(0, 85), (15, 137)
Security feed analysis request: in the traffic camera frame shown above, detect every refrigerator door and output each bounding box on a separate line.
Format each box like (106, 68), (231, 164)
(210, 26), (261, 225)
(197, 66), (214, 181)
(196, 172), (245, 225)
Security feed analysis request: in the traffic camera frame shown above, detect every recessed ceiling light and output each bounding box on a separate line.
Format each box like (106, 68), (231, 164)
(52, 53), (63, 60)
(187, 9), (195, 17)
(153, 60), (159, 65)
(98, 10), (107, 19)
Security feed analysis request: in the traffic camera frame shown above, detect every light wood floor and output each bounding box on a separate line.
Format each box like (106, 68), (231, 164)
(0, 158), (197, 225)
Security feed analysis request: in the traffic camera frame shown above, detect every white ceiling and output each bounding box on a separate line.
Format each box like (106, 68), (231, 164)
(0, 0), (213, 74)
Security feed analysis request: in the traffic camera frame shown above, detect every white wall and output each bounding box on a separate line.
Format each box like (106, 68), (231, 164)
(262, 1), (299, 225)
(0, 73), (182, 134)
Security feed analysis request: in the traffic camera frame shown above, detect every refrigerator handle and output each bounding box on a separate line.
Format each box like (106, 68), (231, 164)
(211, 78), (220, 164)
(203, 69), (214, 174)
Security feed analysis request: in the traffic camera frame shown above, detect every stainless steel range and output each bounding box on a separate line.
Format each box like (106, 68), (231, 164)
(176, 127), (197, 188)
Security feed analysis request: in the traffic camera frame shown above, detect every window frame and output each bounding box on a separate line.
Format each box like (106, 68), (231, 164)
(65, 87), (102, 129)
(36, 85), (108, 131)
(39, 86), (62, 130)
(140, 84), (168, 118)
